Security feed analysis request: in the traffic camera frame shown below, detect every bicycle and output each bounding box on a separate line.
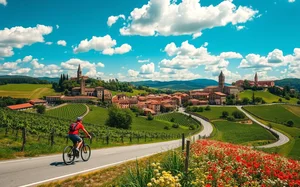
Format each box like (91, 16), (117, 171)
(63, 136), (91, 165)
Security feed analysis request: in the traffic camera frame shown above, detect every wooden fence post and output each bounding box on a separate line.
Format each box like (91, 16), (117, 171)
(185, 140), (191, 174)
(106, 136), (109, 144)
(50, 128), (55, 147)
(182, 133), (185, 151)
(21, 127), (26, 152)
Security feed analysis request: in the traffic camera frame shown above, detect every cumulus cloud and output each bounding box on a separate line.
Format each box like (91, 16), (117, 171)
(45, 42), (53, 45)
(138, 59), (150, 63)
(57, 40), (67, 46)
(107, 14), (125, 27)
(0, 0), (7, 6)
(97, 62), (105, 68)
(73, 35), (131, 55)
(56, 25), (59, 29)
(1, 62), (18, 69)
(22, 55), (33, 63)
(0, 24), (53, 57)
(140, 62), (155, 74)
(10, 68), (31, 75)
(31, 59), (45, 69)
(33, 64), (63, 77)
(128, 69), (139, 77)
(267, 49), (284, 63)
(236, 26), (245, 31)
(288, 0), (295, 3)
(117, 0), (258, 37)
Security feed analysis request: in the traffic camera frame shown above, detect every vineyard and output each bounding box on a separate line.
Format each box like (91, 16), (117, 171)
(155, 112), (200, 128)
(46, 104), (88, 120)
(0, 108), (191, 159)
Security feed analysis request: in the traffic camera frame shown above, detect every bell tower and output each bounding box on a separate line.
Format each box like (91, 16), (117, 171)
(254, 72), (258, 86)
(218, 71), (225, 92)
(77, 64), (82, 81)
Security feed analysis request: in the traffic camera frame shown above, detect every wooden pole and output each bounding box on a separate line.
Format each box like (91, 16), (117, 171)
(182, 133), (185, 151)
(185, 140), (190, 174)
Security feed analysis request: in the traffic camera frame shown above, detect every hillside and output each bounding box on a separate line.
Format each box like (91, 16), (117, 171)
(275, 78), (300, 91)
(0, 75), (49, 84)
(131, 79), (223, 90)
(37, 77), (60, 83)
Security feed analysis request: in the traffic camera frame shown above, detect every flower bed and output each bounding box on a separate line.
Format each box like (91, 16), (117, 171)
(190, 140), (300, 187)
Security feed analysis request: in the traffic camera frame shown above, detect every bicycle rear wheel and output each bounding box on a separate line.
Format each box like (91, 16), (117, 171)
(63, 146), (75, 165)
(81, 144), (91, 161)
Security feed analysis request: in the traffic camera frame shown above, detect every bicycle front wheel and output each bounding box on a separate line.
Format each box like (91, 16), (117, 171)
(81, 144), (91, 161)
(63, 146), (75, 165)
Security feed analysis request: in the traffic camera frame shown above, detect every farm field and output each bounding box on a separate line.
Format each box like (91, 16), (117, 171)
(0, 84), (58, 99)
(244, 105), (300, 128)
(195, 106), (239, 120)
(239, 90), (298, 104)
(46, 104), (88, 120)
(155, 112), (200, 127)
(84, 106), (200, 134)
(111, 89), (148, 97)
(212, 121), (276, 145)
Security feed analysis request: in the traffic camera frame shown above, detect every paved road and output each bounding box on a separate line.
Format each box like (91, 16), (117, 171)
(0, 109), (213, 187)
(236, 106), (290, 148)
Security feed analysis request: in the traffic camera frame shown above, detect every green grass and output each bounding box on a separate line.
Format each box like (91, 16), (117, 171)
(84, 105), (108, 125)
(239, 90), (298, 104)
(0, 84), (58, 99)
(111, 89), (148, 97)
(211, 120), (277, 145)
(155, 112), (200, 127)
(244, 105), (300, 128)
(46, 104), (87, 120)
(195, 107), (239, 120)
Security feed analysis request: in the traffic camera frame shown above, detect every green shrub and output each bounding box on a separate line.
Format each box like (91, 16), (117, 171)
(189, 125), (196, 130)
(232, 110), (246, 119)
(164, 126), (170, 130)
(170, 117), (175, 122)
(286, 120), (294, 127)
(197, 107), (204, 112)
(205, 106), (211, 111)
(278, 98), (282, 102)
(285, 96), (290, 100)
(297, 100), (300, 105)
(172, 124), (179, 128)
(222, 111), (229, 118)
(227, 116), (235, 121)
(36, 105), (46, 114)
(147, 113), (154, 121)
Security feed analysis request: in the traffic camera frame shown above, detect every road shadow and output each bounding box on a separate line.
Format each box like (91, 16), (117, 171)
(50, 160), (81, 167)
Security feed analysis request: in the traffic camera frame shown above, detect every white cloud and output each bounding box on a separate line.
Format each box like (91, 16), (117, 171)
(220, 52), (243, 59)
(10, 68), (31, 75)
(22, 55), (33, 63)
(31, 59), (45, 69)
(1, 62), (18, 69)
(57, 40), (67, 46)
(45, 42), (53, 45)
(33, 64), (63, 77)
(140, 62), (155, 74)
(107, 14), (125, 27)
(236, 26), (245, 31)
(138, 59), (150, 63)
(0, 25), (53, 57)
(56, 25), (59, 29)
(288, 0), (295, 3)
(0, 47), (14, 57)
(73, 35), (131, 55)
(97, 62), (105, 68)
(117, 0), (258, 37)
(128, 69), (139, 77)
(267, 49), (284, 63)
(0, 0), (7, 6)
(16, 59), (22, 63)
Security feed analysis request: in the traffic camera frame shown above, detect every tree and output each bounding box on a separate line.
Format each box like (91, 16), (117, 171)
(205, 106), (211, 111)
(252, 92), (255, 104)
(222, 111), (229, 118)
(278, 98), (282, 102)
(170, 117), (175, 122)
(36, 105), (46, 114)
(297, 100), (300, 105)
(286, 120), (294, 127)
(242, 97), (250, 105)
(232, 110), (246, 119)
(105, 106), (133, 129)
(147, 113), (154, 121)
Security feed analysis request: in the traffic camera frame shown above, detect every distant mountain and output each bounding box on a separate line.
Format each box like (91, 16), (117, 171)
(275, 78), (300, 91)
(37, 77), (60, 83)
(131, 79), (224, 90)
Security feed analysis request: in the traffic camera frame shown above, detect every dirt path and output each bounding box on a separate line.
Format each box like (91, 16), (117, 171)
(81, 104), (90, 117)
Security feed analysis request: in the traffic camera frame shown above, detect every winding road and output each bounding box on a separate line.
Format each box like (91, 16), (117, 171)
(0, 106), (289, 186)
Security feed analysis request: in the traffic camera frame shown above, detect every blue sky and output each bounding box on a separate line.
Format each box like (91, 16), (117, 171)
(0, 0), (299, 83)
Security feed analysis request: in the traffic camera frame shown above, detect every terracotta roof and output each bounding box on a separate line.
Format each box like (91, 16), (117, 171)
(138, 96), (147, 101)
(143, 108), (156, 114)
(191, 92), (209, 96)
(182, 93), (189, 97)
(214, 92), (226, 96)
(85, 88), (96, 91)
(205, 86), (218, 88)
(189, 99), (200, 102)
(29, 99), (47, 104)
(173, 92), (182, 95)
(62, 96), (97, 100)
(119, 100), (130, 104)
(72, 87), (80, 90)
(129, 99), (138, 104)
(199, 100), (209, 103)
(148, 100), (160, 105)
(162, 103), (176, 108)
(7, 103), (33, 110)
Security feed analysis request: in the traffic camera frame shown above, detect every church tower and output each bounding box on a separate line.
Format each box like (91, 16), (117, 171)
(80, 77), (85, 95)
(254, 72), (258, 86)
(218, 71), (225, 92)
(77, 64), (82, 81)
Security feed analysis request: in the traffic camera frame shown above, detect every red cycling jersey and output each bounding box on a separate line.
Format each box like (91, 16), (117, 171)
(68, 122), (84, 135)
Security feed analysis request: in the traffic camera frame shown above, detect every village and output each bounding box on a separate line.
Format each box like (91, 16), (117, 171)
(6, 65), (277, 115)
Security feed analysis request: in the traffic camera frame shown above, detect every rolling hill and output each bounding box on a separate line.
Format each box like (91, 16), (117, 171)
(131, 79), (225, 90)
(275, 78), (300, 91)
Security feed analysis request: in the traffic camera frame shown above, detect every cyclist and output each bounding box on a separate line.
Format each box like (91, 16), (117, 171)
(68, 117), (91, 154)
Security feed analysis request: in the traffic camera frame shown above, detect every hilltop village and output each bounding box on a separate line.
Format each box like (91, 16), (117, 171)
(7, 64), (277, 114)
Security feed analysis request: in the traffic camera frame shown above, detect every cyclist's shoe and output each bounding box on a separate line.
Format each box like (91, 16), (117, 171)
(75, 148), (80, 158)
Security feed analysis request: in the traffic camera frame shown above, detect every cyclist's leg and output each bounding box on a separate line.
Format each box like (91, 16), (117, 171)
(74, 135), (82, 150)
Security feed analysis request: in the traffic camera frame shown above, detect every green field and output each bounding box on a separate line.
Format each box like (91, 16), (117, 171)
(111, 89), (148, 97)
(195, 107), (239, 120)
(0, 84), (58, 99)
(239, 90), (298, 104)
(244, 105), (300, 128)
(155, 112), (200, 127)
(46, 104), (88, 120)
(84, 106), (200, 134)
(212, 121), (276, 145)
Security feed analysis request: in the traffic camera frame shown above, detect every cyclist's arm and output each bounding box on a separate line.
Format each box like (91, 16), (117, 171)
(82, 127), (91, 138)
